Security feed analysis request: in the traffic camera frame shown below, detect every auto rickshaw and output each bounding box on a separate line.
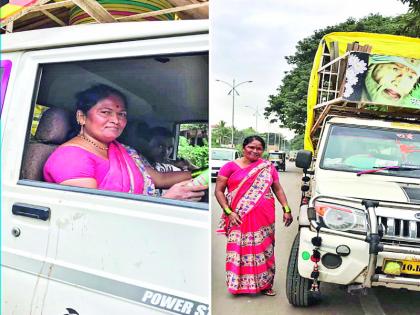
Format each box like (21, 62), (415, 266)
(268, 151), (286, 171)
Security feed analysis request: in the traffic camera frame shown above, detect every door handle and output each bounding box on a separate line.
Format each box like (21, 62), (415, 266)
(12, 203), (50, 221)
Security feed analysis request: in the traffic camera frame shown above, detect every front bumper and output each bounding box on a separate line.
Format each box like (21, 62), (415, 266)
(298, 196), (420, 291)
(298, 228), (420, 290)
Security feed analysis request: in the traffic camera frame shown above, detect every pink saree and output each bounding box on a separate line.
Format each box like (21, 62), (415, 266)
(44, 141), (154, 195)
(99, 141), (153, 195)
(219, 159), (276, 294)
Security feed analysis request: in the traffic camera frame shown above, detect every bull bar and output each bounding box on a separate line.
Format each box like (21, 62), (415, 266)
(307, 195), (420, 289)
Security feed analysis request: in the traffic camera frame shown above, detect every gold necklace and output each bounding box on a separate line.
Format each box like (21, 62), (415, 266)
(78, 134), (108, 151)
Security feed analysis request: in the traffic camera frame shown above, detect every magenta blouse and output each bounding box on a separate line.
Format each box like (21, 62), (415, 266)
(44, 146), (110, 184)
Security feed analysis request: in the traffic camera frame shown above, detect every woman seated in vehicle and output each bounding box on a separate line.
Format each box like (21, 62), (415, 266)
(43, 84), (206, 202)
(143, 126), (199, 172)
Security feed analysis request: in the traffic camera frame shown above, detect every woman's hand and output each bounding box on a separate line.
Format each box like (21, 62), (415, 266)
(162, 180), (207, 202)
(283, 212), (293, 227)
(146, 166), (191, 189)
(228, 212), (242, 226)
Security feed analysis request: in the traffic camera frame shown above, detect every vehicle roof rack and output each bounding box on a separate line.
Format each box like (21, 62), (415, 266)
(1, 0), (209, 33)
(310, 39), (420, 150)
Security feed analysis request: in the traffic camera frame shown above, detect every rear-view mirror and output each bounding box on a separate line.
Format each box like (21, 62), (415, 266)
(295, 150), (313, 169)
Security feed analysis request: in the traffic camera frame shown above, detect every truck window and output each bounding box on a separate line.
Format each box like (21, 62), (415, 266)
(1, 59), (12, 114)
(20, 53), (209, 206)
(321, 125), (420, 178)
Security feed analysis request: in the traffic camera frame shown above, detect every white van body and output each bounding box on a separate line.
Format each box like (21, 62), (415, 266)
(210, 148), (240, 181)
(1, 20), (209, 315)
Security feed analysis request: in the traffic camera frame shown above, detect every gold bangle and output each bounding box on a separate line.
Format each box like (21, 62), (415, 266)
(283, 205), (291, 213)
(223, 207), (232, 215)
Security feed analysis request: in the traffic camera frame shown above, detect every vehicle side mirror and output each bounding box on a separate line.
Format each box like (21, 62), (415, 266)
(295, 150), (313, 169)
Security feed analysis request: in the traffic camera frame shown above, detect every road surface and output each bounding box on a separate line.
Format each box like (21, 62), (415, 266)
(211, 161), (420, 315)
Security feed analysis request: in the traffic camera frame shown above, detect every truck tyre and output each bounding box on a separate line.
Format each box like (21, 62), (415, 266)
(286, 233), (320, 306)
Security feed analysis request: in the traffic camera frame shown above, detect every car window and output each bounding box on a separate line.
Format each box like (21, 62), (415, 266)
(177, 122), (209, 168)
(20, 52), (209, 206)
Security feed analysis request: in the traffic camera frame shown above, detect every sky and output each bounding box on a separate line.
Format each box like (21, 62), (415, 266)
(210, 0), (409, 139)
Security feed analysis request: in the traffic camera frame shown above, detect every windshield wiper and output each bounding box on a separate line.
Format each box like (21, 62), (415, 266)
(357, 165), (420, 176)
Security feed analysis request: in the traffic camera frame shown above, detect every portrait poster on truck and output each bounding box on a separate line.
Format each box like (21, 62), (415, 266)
(342, 52), (420, 109)
(304, 32), (420, 153)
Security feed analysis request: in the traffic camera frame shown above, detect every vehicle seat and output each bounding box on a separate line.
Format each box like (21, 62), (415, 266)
(21, 107), (73, 181)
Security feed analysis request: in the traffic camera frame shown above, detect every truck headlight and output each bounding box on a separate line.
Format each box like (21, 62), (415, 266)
(314, 202), (366, 232)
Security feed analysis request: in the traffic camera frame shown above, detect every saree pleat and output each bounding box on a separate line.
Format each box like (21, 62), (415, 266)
(99, 141), (145, 193)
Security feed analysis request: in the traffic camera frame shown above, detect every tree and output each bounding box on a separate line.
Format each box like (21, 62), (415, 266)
(178, 136), (208, 168)
(211, 120), (230, 147)
(290, 134), (304, 151)
(398, 0), (420, 35)
(399, 0), (420, 12)
(265, 14), (414, 135)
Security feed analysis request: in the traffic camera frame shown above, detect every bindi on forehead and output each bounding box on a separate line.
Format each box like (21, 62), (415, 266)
(99, 94), (125, 107)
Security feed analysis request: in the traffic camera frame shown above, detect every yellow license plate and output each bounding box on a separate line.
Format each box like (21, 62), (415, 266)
(400, 260), (420, 275)
(384, 259), (420, 275)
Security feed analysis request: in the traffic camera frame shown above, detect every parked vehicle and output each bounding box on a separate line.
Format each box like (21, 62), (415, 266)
(268, 150), (286, 171)
(288, 150), (297, 162)
(210, 148), (240, 181)
(286, 32), (420, 307)
(1, 20), (209, 315)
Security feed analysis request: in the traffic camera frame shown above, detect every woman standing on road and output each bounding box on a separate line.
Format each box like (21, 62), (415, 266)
(215, 135), (293, 296)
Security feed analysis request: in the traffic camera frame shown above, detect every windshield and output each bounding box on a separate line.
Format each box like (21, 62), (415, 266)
(269, 153), (283, 159)
(321, 125), (420, 178)
(211, 149), (235, 161)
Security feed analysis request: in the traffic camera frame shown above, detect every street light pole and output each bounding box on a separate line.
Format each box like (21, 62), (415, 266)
(244, 105), (260, 132)
(231, 79), (236, 147)
(216, 79), (253, 147)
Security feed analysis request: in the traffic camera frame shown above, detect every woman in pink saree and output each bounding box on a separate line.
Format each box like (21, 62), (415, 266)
(44, 84), (206, 201)
(215, 136), (293, 295)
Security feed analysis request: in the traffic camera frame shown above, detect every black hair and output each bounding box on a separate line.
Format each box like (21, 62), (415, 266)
(75, 84), (128, 114)
(243, 135), (266, 149)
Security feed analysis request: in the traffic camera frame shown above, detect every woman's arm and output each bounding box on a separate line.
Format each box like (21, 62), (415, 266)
(60, 178), (98, 188)
(146, 166), (191, 189)
(271, 181), (293, 227)
(271, 181), (289, 207)
(215, 176), (229, 209)
(215, 175), (242, 225)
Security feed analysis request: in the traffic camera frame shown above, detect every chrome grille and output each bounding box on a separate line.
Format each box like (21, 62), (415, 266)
(378, 216), (420, 241)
